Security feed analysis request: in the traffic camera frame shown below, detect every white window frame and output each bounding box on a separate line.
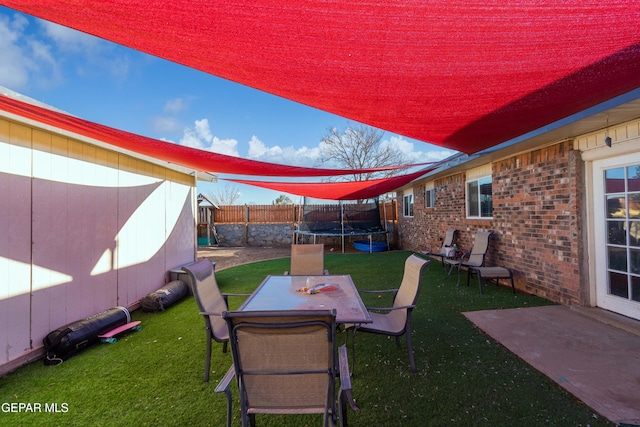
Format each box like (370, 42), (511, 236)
(425, 182), (435, 209)
(466, 175), (493, 219)
(403, 189), (414, 217)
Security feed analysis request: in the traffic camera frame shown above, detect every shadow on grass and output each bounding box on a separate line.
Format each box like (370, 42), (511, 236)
(0, 251), (614, 426)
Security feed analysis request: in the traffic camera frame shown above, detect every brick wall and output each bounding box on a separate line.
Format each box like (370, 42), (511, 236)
(399, 141), (584, 305)
(492, 142), (583, 304)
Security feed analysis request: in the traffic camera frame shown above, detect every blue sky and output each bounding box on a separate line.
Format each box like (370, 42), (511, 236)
(0, 6), (455, 204)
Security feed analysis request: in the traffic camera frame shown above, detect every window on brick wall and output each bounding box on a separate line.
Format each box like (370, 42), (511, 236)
(466, 176), (492, 218)
(425, 188), (435, 208)
(403, 190), (414, 217)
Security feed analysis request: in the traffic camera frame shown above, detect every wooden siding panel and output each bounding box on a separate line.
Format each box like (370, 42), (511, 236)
(0, 120), (32, 364)
(1, 115), (196, 372)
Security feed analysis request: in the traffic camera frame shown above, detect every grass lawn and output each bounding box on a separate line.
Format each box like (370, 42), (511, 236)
(0, 251), (614, 426)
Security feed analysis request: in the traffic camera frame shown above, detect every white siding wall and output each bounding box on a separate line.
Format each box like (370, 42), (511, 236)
(0, 117), (196, 370)
(0, 120), (32, 365)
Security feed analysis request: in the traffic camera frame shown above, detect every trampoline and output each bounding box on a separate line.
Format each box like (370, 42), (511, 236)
(294, 198), (389, 253)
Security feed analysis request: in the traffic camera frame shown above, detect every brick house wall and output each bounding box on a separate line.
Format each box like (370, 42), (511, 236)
(398, 141), (584, 305)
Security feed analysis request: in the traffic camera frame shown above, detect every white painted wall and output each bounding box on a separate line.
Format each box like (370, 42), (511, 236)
(0, 117), (196, 371)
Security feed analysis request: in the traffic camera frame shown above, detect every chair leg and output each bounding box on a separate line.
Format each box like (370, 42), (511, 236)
(204, 329), (213, 382)
(223, 389), (232, 427)
(339, 391), (347, 427)
(406, 328), (416, 373)
(447, 261), (456, 276)
(348, 327), (357, 376)
(476, 270), (484, 294)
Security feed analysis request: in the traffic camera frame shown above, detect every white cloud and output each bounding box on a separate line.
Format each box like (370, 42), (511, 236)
(39, 20), (100, 53)
(0, 14), (35, 89)
(176, 119), (453, 170)
(194, 118), (213, 142)
(179, 118), (239, 157)
(383, 135), (455, 163)
(38, 18), (132, 81)
(151, 116), (182, 134)
(0, 11), (134, 91)
(210, 137), (240, 157)
(163, 98), (188, 114)
(248, 135), (321, 166)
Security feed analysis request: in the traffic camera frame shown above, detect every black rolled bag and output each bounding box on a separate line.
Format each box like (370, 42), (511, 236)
(43, 306), (130, 365)
(140, 280), (188, 313)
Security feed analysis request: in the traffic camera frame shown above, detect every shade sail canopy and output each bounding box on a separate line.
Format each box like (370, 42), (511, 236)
(2, 1), (640, 153)
(0, 93), (424, 177)
(227, 169), (431, 201)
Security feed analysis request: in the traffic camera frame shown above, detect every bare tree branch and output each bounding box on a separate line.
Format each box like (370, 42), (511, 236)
(209, 184), (241, 206)
(317, 123), (409, 182)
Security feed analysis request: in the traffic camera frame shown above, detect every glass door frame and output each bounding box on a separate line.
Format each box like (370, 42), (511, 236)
(592, 153), (640, 320)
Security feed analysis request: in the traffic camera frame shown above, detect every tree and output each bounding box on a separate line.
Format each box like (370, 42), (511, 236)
(317, 123), (409, 182)
(209, 184), (241, 206)
(273, 194), (294, 205)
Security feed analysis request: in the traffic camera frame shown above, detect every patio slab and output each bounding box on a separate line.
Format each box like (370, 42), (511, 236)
(463, 305), (640, 426)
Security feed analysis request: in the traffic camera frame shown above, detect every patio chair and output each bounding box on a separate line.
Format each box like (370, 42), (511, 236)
(216, 309), (359, 427)
(346, 254), (430, 373)
(421, 229), (459, 272)
(468, 266), (515, 294)
(285, 243), (328, 275)
(444, 231), (493, 286)
(182, 259), (249, 382)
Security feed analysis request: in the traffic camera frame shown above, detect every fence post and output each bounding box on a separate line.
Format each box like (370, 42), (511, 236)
(244, 204), (249, 245)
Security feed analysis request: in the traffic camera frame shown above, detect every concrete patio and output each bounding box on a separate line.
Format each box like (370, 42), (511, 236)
(465, 305), (640, 426)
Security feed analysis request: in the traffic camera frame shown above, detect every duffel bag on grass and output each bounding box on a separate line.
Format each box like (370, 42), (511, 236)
(43, 306), (130, 365)
(140, 280), (188, 312)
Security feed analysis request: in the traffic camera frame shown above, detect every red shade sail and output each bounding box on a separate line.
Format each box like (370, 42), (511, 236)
(0, 94), (424, 177)
(227, 169), (430, 200)
(2, 1), (639, 153)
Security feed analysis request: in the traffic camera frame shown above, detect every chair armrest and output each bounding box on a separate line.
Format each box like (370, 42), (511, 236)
(222, 293), (251, 306)
(365, 304), (416, 312)
(284, 271), (329, 275)
(215, 365), (235, 394)
(358, 288), (398, 294)
(421, 247), (443, 256)
(199, 311), (224, 317)
(215, 365), (235, 427)
(338, 346), (360, 413)
(359, 289), (399, 304)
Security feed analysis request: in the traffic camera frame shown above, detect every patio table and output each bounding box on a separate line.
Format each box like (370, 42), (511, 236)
(239, 275), (372, 325)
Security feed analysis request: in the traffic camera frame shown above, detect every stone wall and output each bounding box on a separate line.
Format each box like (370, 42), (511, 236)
(214, 221), (397, 249)
(215, 223), (294, 247)
(398, 141), (584, 305)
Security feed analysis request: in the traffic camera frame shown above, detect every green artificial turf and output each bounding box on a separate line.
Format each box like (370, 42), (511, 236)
(0, 251), (614, 426)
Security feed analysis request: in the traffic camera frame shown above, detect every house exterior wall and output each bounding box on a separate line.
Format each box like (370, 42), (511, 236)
(0, 116), (196, 373)
(576, 118), (640, 319)
(398, 140), (584, 305)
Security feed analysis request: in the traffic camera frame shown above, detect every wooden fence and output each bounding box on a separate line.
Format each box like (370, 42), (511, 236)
(211, 200), (397, 224)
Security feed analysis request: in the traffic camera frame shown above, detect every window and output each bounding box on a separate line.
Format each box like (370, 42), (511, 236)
(403, 190), (414, 217)
(467, 176), (492, 218)
(425, 184), (435, 208)
(425, 189), (435, 208)
(604, 164), (640, 301)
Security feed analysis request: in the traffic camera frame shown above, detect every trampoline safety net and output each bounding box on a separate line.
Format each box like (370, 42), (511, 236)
(298, 198), (384, 234)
